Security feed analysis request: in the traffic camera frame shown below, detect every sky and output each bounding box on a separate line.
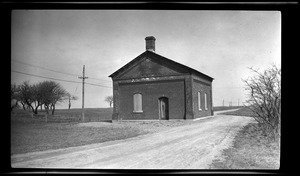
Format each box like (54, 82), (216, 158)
(11, 10), (281, 109)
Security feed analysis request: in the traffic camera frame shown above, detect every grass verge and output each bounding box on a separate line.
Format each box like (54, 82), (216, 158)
(218, 107), (256, 117)
(11, 120), (148, 155)
(11, 111), (195, 155)
(213, 106), (244, 112)
(209, 108), (280, 169)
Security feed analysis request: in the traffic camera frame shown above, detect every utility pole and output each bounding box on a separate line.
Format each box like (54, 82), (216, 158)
(78, 65), (88, 122)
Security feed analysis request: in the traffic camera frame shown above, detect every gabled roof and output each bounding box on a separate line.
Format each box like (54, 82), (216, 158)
(109, 51), (214, 81)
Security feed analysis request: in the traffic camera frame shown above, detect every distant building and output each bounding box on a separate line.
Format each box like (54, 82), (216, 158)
(109, 36), (214, 120)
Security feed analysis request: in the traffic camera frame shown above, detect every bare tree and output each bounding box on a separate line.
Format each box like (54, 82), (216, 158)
(17, 81), (69, 115)
(37, 81), (68, 115)
(18, 81), (39, 114)
(243, 64), (281, 141)
(37, 81), (54, 115)
(66, 93), (78, 110)
(32, 83), (45, 114)
(11, 83), (20, 111)
(15, 84), (29, 110)
(105, 96), (113, 108)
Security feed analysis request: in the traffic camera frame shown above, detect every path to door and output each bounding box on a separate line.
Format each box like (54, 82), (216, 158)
(12, 114), (254, 169)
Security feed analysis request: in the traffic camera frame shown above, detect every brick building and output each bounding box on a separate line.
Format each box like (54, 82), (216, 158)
(109, 36), (214, 120)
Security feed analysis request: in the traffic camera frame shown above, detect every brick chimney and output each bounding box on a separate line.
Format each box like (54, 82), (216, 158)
(145, 36), (156, 52)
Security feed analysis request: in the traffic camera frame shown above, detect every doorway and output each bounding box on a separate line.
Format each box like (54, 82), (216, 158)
(159, 97), (169, 120)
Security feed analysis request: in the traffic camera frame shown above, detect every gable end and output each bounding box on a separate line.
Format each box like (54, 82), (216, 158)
(109, 51), (214, 82)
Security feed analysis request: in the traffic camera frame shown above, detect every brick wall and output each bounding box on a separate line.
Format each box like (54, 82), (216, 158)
(117, 79), (185, 120)
(192, 75), (213, 118)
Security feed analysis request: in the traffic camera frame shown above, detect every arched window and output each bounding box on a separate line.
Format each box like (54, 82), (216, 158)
(133, 93), (143, 112)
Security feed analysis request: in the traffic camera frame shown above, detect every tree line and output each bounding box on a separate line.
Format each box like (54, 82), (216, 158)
(11, 80), (78, 115)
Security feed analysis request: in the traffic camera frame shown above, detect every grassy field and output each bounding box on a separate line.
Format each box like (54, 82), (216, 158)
(218, 106), (256, 117)
(10, 108), (113, 123)
(213, 106), (244, 112)
(209, 107), (280, 169)
(11, 108), (195, 155)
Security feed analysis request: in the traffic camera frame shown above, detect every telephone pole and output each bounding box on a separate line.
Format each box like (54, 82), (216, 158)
(78, 65), (88, 122)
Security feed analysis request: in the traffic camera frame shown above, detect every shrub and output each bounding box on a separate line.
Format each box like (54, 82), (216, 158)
(243, 64), (281, 141)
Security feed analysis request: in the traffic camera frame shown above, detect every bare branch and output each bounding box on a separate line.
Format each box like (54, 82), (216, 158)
(244, 64), (281, 141)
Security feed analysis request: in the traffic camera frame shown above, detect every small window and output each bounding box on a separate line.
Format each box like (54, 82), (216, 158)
(133, 93), (143, 112)
(204, 93), (208, 110)
(198, 92), (202, 111)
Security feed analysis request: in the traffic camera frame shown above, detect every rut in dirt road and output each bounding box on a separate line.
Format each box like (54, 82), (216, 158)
(12, 115), (254, 169)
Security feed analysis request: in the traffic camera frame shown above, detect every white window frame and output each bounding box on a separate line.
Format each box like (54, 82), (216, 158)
(204, 93), (208, 110)
(133, 93), (143, 113)
(198, 92), (202, 111)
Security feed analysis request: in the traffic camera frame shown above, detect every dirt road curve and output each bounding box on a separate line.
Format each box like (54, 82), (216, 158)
(12, 114), (254, 169)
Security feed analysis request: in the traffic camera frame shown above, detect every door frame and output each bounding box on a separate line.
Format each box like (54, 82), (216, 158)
(158, 97), (169, 120)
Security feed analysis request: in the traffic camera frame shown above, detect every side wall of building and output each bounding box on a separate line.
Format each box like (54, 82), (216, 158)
(192, 74), (213, 118)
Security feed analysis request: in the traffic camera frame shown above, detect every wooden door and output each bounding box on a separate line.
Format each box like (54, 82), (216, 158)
(159, 97), (169, 120)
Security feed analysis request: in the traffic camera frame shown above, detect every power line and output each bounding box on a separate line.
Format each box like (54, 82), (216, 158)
(12, 70), (81, 84)
(85, 82), (112, 88)
(11, 70), (112, 88)
(12, 59), (80, 77)
(88, 77), (111, 83)
(12, 59), (111, 83)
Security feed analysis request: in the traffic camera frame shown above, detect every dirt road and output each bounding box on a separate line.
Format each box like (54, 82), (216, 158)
(213, 108), (241, 115)
(11, 114), (254, 169)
